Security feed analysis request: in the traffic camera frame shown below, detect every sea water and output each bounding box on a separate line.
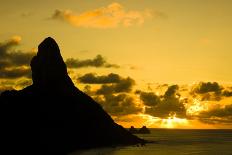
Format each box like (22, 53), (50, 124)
(70, 129), (232, 155)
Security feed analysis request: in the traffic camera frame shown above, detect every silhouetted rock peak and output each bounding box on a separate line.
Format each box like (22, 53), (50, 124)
(0, 37), (144, 154)
(30, 37), (74, 94)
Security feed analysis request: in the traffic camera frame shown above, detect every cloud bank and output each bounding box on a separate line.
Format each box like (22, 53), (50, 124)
(51, 3), (152, 28)
(78, 73), (121, 84)
(0, 36), (35, 79)
(96, 77), (135, 94)
(66, 55), (119, 68)
(95, 93), (142, 116)
(191, 82), (232, 101)
(136, 85), (186, 118)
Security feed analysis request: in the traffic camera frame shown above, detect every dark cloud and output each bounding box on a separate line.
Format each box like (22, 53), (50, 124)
(0, 38), (35, 67)
(114, 77), (135, 92)
(0, 37), (19, 57)
(137, 85), (186, 118)
(66, 55), (119, 68)
(0, 60), (10, 70)
(96, 77), (135, 94)
(95, 93), (142, 116)
(190, 82), (232, 101)
(190, 82), (232, 123)
(82, 85), (96, 96)
(200, 104), (232, 118)
(8, 51), (34, 66)
(164, 85), (179, 98)
(146, 96), (186, 118)
(0, 68), (31, 79)
(15, 79), (32, 88)
(199, 117), (232, 125)
(193, 82), (222, 94)
(0, 37), (34, 79)
(200, 93), (222, 101)
(96, 84), (114, 95)
(199, 104), (232, 124)
(78, 73), (121, 84)
(222, 90), (232, 97)
(136, 91), (160, 106)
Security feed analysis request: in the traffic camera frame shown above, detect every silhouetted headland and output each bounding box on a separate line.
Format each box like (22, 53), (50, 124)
(0, 37), (145, 154)
(129, 126), (151, 134)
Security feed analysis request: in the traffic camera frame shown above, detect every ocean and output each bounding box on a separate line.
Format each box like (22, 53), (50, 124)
(70, 129), (232, 155)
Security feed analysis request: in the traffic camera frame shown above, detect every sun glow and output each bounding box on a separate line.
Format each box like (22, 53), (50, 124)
(138, 114), (161, 127)
(137, 113), (189, 128)
(161, 114), (188, 128)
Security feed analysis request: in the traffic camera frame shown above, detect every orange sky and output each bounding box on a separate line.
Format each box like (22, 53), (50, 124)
(0, 0), (232, 128)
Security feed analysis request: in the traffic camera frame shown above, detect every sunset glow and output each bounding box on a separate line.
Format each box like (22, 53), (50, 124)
(1, 0), (232, 129)
(186, 98), (207, 116)
(161, 114), (188, 128)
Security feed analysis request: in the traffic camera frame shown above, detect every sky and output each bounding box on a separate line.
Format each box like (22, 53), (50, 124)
(1, 0), (232, 129)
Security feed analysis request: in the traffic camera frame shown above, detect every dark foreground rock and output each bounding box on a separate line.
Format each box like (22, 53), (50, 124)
(0, 37), (144, 155)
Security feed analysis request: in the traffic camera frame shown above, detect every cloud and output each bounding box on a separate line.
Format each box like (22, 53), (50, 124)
(66, 55), (119, 68)
(96, 77), (135, 94)
(164, 85), (179, 98)
(0, 36), (35, 79)
(0, 85), (14, 93)
(82, 85), (94, 96)
(0, 67), (31, 79)
(136, 91), (160, 106)
(51, 3), (153, 28)
(15, 79), (32, 89)
(192, 82), (222, 94)
(199, 104), (232, 124)
(0, 36), (21, 58)
(191, 82), (221, 101)
(95, 93), (142, 116)
(8, 51), (35, 66)
(146, 96), (186, 118)
(190, 82), (232, 101)
(222, 90), (232, 97)
(137, 85), (186, 118)
(203, 104), (232, 117)
(0, 78), (32, 93)
(78, 73), (121, 84)
(78, 73), (136, 98)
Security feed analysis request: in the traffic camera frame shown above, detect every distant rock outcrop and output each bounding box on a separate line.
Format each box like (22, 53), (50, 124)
(129, 126), (151, 134)
(0, 37), (144, 154)
(129, 126), (138, 134)
(138, 126), (151, 134)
